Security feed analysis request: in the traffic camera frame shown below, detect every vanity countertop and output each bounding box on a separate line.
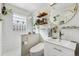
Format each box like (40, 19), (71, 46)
(45, 37), (76, 50)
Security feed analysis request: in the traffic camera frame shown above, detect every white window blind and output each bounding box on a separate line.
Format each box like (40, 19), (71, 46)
(12, 13), (27, 31)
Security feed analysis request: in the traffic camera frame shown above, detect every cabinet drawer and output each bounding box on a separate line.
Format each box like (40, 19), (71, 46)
(44, 41), (74, 56)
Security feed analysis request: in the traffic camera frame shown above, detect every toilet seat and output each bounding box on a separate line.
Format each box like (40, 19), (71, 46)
(30, 42), (44, 53)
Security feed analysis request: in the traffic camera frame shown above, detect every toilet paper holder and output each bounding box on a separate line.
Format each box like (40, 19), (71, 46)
(22, 41), (28, 45)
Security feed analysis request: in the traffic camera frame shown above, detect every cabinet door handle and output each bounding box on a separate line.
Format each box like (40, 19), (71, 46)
(54, 48), (62, 52)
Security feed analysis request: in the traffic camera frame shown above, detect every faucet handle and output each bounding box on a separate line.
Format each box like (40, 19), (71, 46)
(60, 31), (64, 36)
(59, 31), (64, 40)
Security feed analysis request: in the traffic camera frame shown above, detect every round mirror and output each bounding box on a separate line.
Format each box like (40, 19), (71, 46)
(49, 3), (78, 25)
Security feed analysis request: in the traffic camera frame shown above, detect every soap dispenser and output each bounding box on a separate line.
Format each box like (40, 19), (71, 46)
(52, 25), (59, 39)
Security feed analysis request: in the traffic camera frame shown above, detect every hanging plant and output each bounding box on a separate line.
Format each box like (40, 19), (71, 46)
(1, 3), (7, 15)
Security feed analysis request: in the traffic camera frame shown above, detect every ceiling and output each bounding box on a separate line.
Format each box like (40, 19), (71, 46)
(10, 3), (49, 13)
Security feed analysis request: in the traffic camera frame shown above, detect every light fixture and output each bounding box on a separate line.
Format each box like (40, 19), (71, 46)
(50, 3), (56, 7)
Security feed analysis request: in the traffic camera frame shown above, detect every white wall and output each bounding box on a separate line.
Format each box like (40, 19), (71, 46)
(1, 4), (30, 55)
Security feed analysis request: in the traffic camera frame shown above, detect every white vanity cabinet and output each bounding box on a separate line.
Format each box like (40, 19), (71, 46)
(44, 39), (76, 56)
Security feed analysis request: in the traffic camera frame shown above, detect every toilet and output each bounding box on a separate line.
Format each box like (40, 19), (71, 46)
(30, 42), (44, 56)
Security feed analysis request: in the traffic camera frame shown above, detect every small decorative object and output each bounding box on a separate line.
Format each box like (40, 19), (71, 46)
(59, 21), (64, 25)
(53, 15), (60, 21)
(52, 26), (58, 33)
(34, 18), (48, 25)
(52, 25), (59, 39)
(42, 18), (48, 24)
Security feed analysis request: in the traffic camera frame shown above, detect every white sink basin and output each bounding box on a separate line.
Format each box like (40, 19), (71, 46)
(45, 37), (76, 50)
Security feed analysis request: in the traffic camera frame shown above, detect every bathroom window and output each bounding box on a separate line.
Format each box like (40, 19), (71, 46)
(12, 13), (27, 31)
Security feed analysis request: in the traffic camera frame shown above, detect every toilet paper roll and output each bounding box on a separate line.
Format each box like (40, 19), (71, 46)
(24, 41), (28, 45)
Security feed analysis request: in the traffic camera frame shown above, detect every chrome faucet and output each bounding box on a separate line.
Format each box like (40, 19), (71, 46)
(59, 31), (64, 40)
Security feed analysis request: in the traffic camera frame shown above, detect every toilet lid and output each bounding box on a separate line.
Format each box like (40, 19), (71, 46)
(30, 42), (44, 53)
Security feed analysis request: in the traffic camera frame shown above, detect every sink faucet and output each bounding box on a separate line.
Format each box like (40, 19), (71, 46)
(59, 31), (64, 40)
